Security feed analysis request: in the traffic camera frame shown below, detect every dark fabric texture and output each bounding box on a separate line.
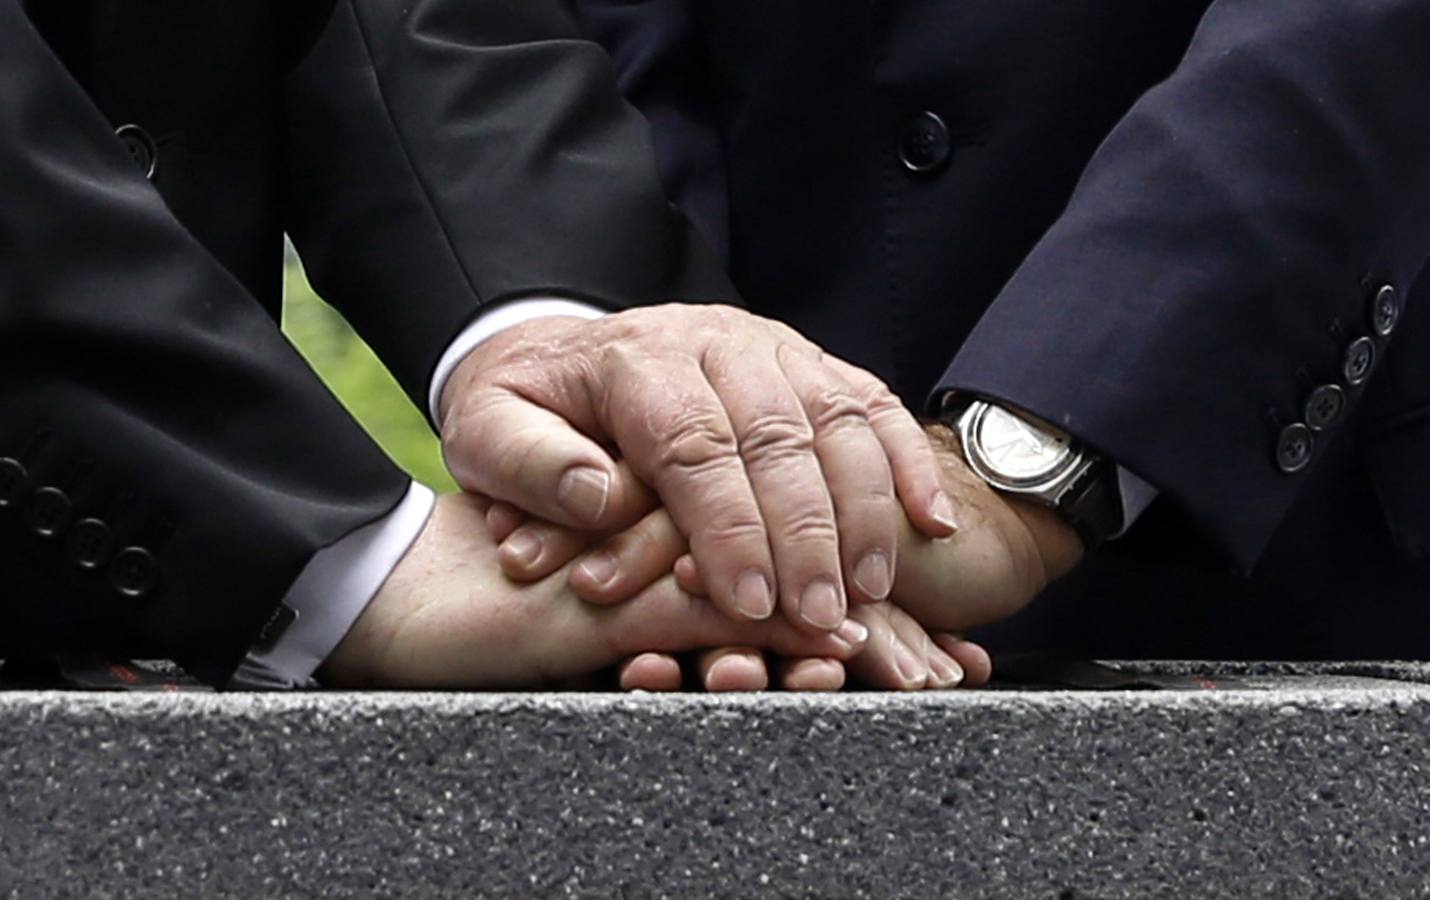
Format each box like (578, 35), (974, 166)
(285, 0), (739, 409)
(3, 0), (733, 684)
(571, 0), (1430, 660)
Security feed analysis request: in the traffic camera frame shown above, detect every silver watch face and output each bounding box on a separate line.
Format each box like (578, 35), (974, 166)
(965, 404), (1075, 487)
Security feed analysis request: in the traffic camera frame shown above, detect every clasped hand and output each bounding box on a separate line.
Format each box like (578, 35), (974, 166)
(487, 423), (1083, 690)
(439, 303), (960, 630)
(325, 307), (1081, 689)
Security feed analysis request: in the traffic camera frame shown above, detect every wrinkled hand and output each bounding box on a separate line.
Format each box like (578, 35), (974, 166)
(319, 493), (868, 689)
(855, 423), (1085, 632)
(563, 422), (1081, 630)
(482, 492), (996, 692)
(439, 305), (958, 635)
(486, 423), (1082, 687)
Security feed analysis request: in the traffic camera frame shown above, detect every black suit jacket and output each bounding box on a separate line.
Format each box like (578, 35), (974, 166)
(571, 0), (1430, 659)
(1, 0), (734, 684)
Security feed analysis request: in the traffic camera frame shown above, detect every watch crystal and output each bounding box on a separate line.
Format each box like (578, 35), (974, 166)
(973, 405), (1073, 483)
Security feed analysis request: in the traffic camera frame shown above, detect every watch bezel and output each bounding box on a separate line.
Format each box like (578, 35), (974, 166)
(943, 396), (1121, 547)
(957, 401), (1084, 495)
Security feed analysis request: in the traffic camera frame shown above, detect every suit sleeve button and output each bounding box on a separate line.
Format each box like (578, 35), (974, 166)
(114, 124), (158, 181)
(110, 547), (159, 599)
(66, 519), (115, 570)
(1343, 337), (1376, 386)
(26, 487), (73, 538)
(899, 111), (952, 174)
(1275, 423), (1315, 474)
(1304, 384), (1346, 431)
(1372, 285), (1400, 337)
(0, 458), (29, 508)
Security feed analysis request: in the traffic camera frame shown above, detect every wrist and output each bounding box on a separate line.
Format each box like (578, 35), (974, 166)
(1001, 493), (1085, 583)
(318, 509), (436, 689)
(924, 422), (1083, 588)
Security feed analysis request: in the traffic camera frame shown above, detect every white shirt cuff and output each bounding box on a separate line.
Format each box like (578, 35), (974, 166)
(230, 481), (436, 689)
(427, 298), (608, 426)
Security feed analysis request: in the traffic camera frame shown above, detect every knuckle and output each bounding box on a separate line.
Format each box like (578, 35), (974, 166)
(605, 306), (659, 337)
(858, 379), (900, 411)
(844, 369), (895, 406)
(864, 392), (914, 430)
(656, 411), (740, 474)
(700, 515), (769, 550)
(738, 412), (815, 469)
(772, 321), (814, 348)
(777, 503), (840, 546)
(600, 310), (680, 359)
(493, 429), (545, 487)
(705, 303), (743, 325)
(803, 384), (869, 434)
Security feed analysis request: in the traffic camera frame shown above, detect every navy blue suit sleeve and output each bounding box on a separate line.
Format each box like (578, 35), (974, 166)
(939, 0), (1430, 569)
(565, 0), (730, 263)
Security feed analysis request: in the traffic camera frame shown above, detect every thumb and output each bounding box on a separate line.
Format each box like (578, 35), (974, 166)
(443, 386), (654, 530)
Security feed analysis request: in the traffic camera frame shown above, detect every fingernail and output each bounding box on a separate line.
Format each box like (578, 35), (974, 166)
(504, 529), (542, 566)
(853, 551), (893, 601)
(733, 570), (775, 620)
(798, 577), (845, 630)
(835, 618), (869, 649)
(893, 638), (928, 686)
(576, 551), (618, 586)
(928, 650), (965, 688)
(930, 491), (959, 532)
(557, 465), (611, 525)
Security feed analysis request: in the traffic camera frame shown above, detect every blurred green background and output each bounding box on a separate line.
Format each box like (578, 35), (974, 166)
(282, 259), (458, 493)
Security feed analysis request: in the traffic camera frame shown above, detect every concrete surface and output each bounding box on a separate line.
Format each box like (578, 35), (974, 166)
(2, 662), (1429, 898)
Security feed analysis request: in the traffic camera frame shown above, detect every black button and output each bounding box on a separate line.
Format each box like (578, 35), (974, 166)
(109, 547), (159, 599)
(899, 111), (952, 174)
(1275, 423), (1315, 474)
(66, 518), (114, 570)
(1372, 284), (1400, 337)
(114, 124), (158, 181)
(1343, 336), (1376, 386)
(0, 458), (28, 508)
(26, 486), (72, 538)
(1303, 384), (1346, 431)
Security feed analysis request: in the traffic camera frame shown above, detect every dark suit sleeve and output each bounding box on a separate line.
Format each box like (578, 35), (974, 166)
(938, 0), (1430, 569)
(281, 0), (739, 410)
(564, 0), (731, 263)
(0, 2), (408, 685)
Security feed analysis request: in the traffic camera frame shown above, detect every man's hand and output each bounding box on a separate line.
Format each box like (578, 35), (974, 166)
(486, 423), (1082, 686)
(870, 422), (1085, 632)
(614, 604), (995, 693)
(619, 423), (1082, 632)
(318, 493), (870, 689)
(594, 420), (1080, 690)
(438, 305), (958, 635)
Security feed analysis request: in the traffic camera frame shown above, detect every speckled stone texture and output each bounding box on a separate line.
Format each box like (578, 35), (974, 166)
(2, 663), (1429, 899)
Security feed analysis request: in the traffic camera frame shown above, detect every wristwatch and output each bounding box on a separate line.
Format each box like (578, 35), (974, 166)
(940, 396), (1122, 550)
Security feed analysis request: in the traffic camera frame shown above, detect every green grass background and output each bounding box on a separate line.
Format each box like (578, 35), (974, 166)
(281, 261), (459, 493)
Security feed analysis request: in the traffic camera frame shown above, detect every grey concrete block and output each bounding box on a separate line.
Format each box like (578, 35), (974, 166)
(2, 663), (1429, 898)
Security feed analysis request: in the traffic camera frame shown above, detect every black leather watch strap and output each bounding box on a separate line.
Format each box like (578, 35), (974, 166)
(937, 392), (1122, 551)
(1060, 462), (1122, 552)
